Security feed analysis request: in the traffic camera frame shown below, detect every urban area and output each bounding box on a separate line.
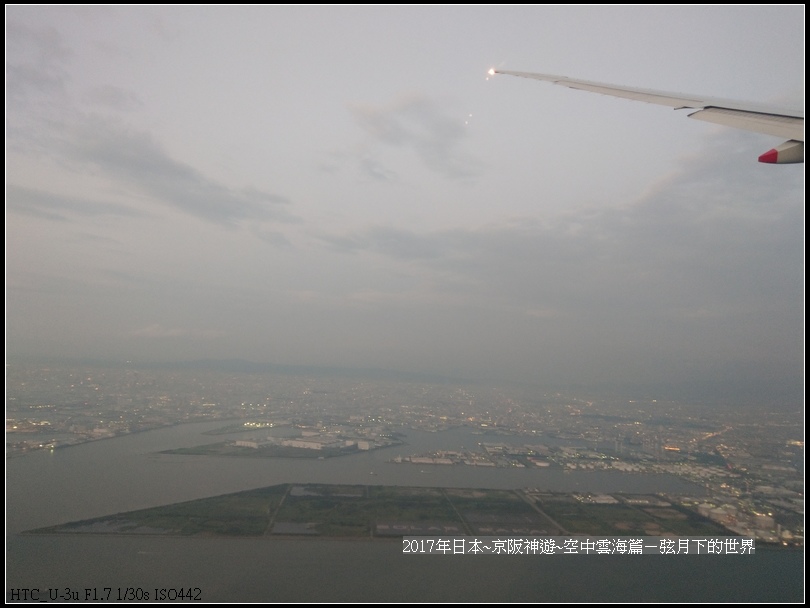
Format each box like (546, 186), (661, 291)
(6, 361), (803, 546)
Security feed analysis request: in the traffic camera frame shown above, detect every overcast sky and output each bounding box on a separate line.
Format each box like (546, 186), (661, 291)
(6, 6), (804, 403)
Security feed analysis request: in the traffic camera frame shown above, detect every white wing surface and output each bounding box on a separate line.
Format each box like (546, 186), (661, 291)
(494, 70), (804, 164)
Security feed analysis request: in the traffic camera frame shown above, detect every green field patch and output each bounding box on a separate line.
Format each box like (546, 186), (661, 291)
(447, 491), (530, 518)
(277, 485), (461, 536)
(536, 499), (732, 536)
(291, 484), (365, 497)
(29, 485), (287, 537)
(644, 508), (688, 520)
(539, 503), (652, 535)
(370, 486), (443, 498)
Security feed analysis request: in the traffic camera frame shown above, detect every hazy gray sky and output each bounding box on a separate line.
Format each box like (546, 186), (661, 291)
(6, 6), (804, 401)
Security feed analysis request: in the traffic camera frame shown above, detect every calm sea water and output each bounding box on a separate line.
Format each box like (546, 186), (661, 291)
(6, 422), (804, 602)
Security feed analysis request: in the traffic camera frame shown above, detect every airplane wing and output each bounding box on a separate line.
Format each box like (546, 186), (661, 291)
(493, 70), (804, 164)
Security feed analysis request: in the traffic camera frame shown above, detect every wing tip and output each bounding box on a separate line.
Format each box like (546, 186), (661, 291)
(758, 149), (779, 164)
(758, 140), (804, 164)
